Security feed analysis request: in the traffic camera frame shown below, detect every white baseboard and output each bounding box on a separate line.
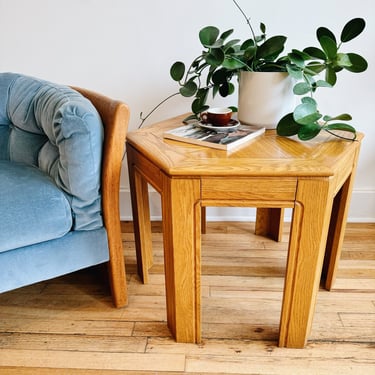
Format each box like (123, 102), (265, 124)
(120, 188), (375, 223)
(346, 188), (375, 222)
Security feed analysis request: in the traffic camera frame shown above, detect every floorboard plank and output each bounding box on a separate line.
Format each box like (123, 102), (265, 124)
(1, 221), (374, 374)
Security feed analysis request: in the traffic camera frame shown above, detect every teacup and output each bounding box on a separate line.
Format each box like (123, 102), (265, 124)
(201, 107), (232, 126)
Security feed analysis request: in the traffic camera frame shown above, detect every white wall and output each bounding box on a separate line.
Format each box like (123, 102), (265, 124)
(1, 0), (374, 221)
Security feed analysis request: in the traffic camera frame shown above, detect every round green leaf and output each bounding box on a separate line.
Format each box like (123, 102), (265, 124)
(341, 18), (365, 43)
(243, 45), (257, 62)
(179, 80), (197, 97)
(224, 39), (241, 51)
(325, 66), (337, 86)
(286, 64), (303, 80)
(344, 53), (368, 73)
(298, 123), (322, 141)
(336, 53), (352, 67)
(241, 38), (256, 50)
(257, 36), (287, 60)
(288, 52), (305, 68)
(301, 97), (317, 105)
(219, 81), (230, 97)
(326, 113), (352, 121)
(192, 98), (209, 114)
(170, 62), (185, 81)
(276, 113), (301, 136)
(325, 123), (356, 133)
(212, 68), (230, 84)
(260, 62), (287, 72)
(195, 88), (209, 104)
(317, 27), (336, 44)
(206, 48), (225, 66)
(323, 113), (352, 122)
(290, 49), (311, 61)
(199, 26), (220, 47)
(293, 102), (321, 125)
(319, 35), (337, 60)
(303, 47), (326, 60)
(220, 29), (234, 41)
(304, 62), (326, 75)
(227, 82), (235, 95)
(209, 39), (225, 49)
(293, 82), (311, 95)
(222, 56), (247, 70)
(315, 80), (332, 88)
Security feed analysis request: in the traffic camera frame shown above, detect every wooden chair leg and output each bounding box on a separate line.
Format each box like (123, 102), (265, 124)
(105, 197), (128, 307)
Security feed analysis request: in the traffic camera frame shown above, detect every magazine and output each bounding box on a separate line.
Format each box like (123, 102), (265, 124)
(163, 122), (265, 151)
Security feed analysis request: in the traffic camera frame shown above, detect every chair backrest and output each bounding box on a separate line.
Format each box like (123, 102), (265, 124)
(73, 86), (130, 308)
(72, 86), (129, 230)
(0, 73), (104, 230)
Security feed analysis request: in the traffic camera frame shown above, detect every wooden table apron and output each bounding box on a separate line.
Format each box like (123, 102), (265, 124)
(126, 115), (362, 348)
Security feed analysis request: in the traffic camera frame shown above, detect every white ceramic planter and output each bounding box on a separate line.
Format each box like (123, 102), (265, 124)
(238, 71), (295, 129)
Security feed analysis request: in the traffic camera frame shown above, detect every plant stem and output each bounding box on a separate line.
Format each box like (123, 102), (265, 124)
(186, 56), (204, 84)
(139, 92), (180, 128)
(232, 0), (259, 71)
(232, 0), (256, 41)
(228, 55), (253, 71)
(323, 128), (357, 141)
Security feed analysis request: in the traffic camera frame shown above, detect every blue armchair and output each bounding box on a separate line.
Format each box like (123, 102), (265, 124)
(0, 73), (129, 307)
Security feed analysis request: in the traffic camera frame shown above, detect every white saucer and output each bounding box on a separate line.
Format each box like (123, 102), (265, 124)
(197, 119), (240, 132)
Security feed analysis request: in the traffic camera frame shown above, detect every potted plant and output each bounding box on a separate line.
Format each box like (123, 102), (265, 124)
(141, 0), (367, 141)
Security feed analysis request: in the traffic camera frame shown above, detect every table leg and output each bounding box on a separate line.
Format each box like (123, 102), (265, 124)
(255, 208), (284, 242)
(322, 171), (357, 290)
(127, 147), (153, 284)
(279, 178), (333, 348)
(161, 174), (201, 343)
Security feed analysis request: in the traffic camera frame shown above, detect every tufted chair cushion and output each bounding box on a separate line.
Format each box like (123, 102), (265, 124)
(0, 73), (104, 230)
(0, 160), (73, 253)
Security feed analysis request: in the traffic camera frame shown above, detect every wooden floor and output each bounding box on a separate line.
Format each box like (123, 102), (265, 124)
(0, 221), (374, 374)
